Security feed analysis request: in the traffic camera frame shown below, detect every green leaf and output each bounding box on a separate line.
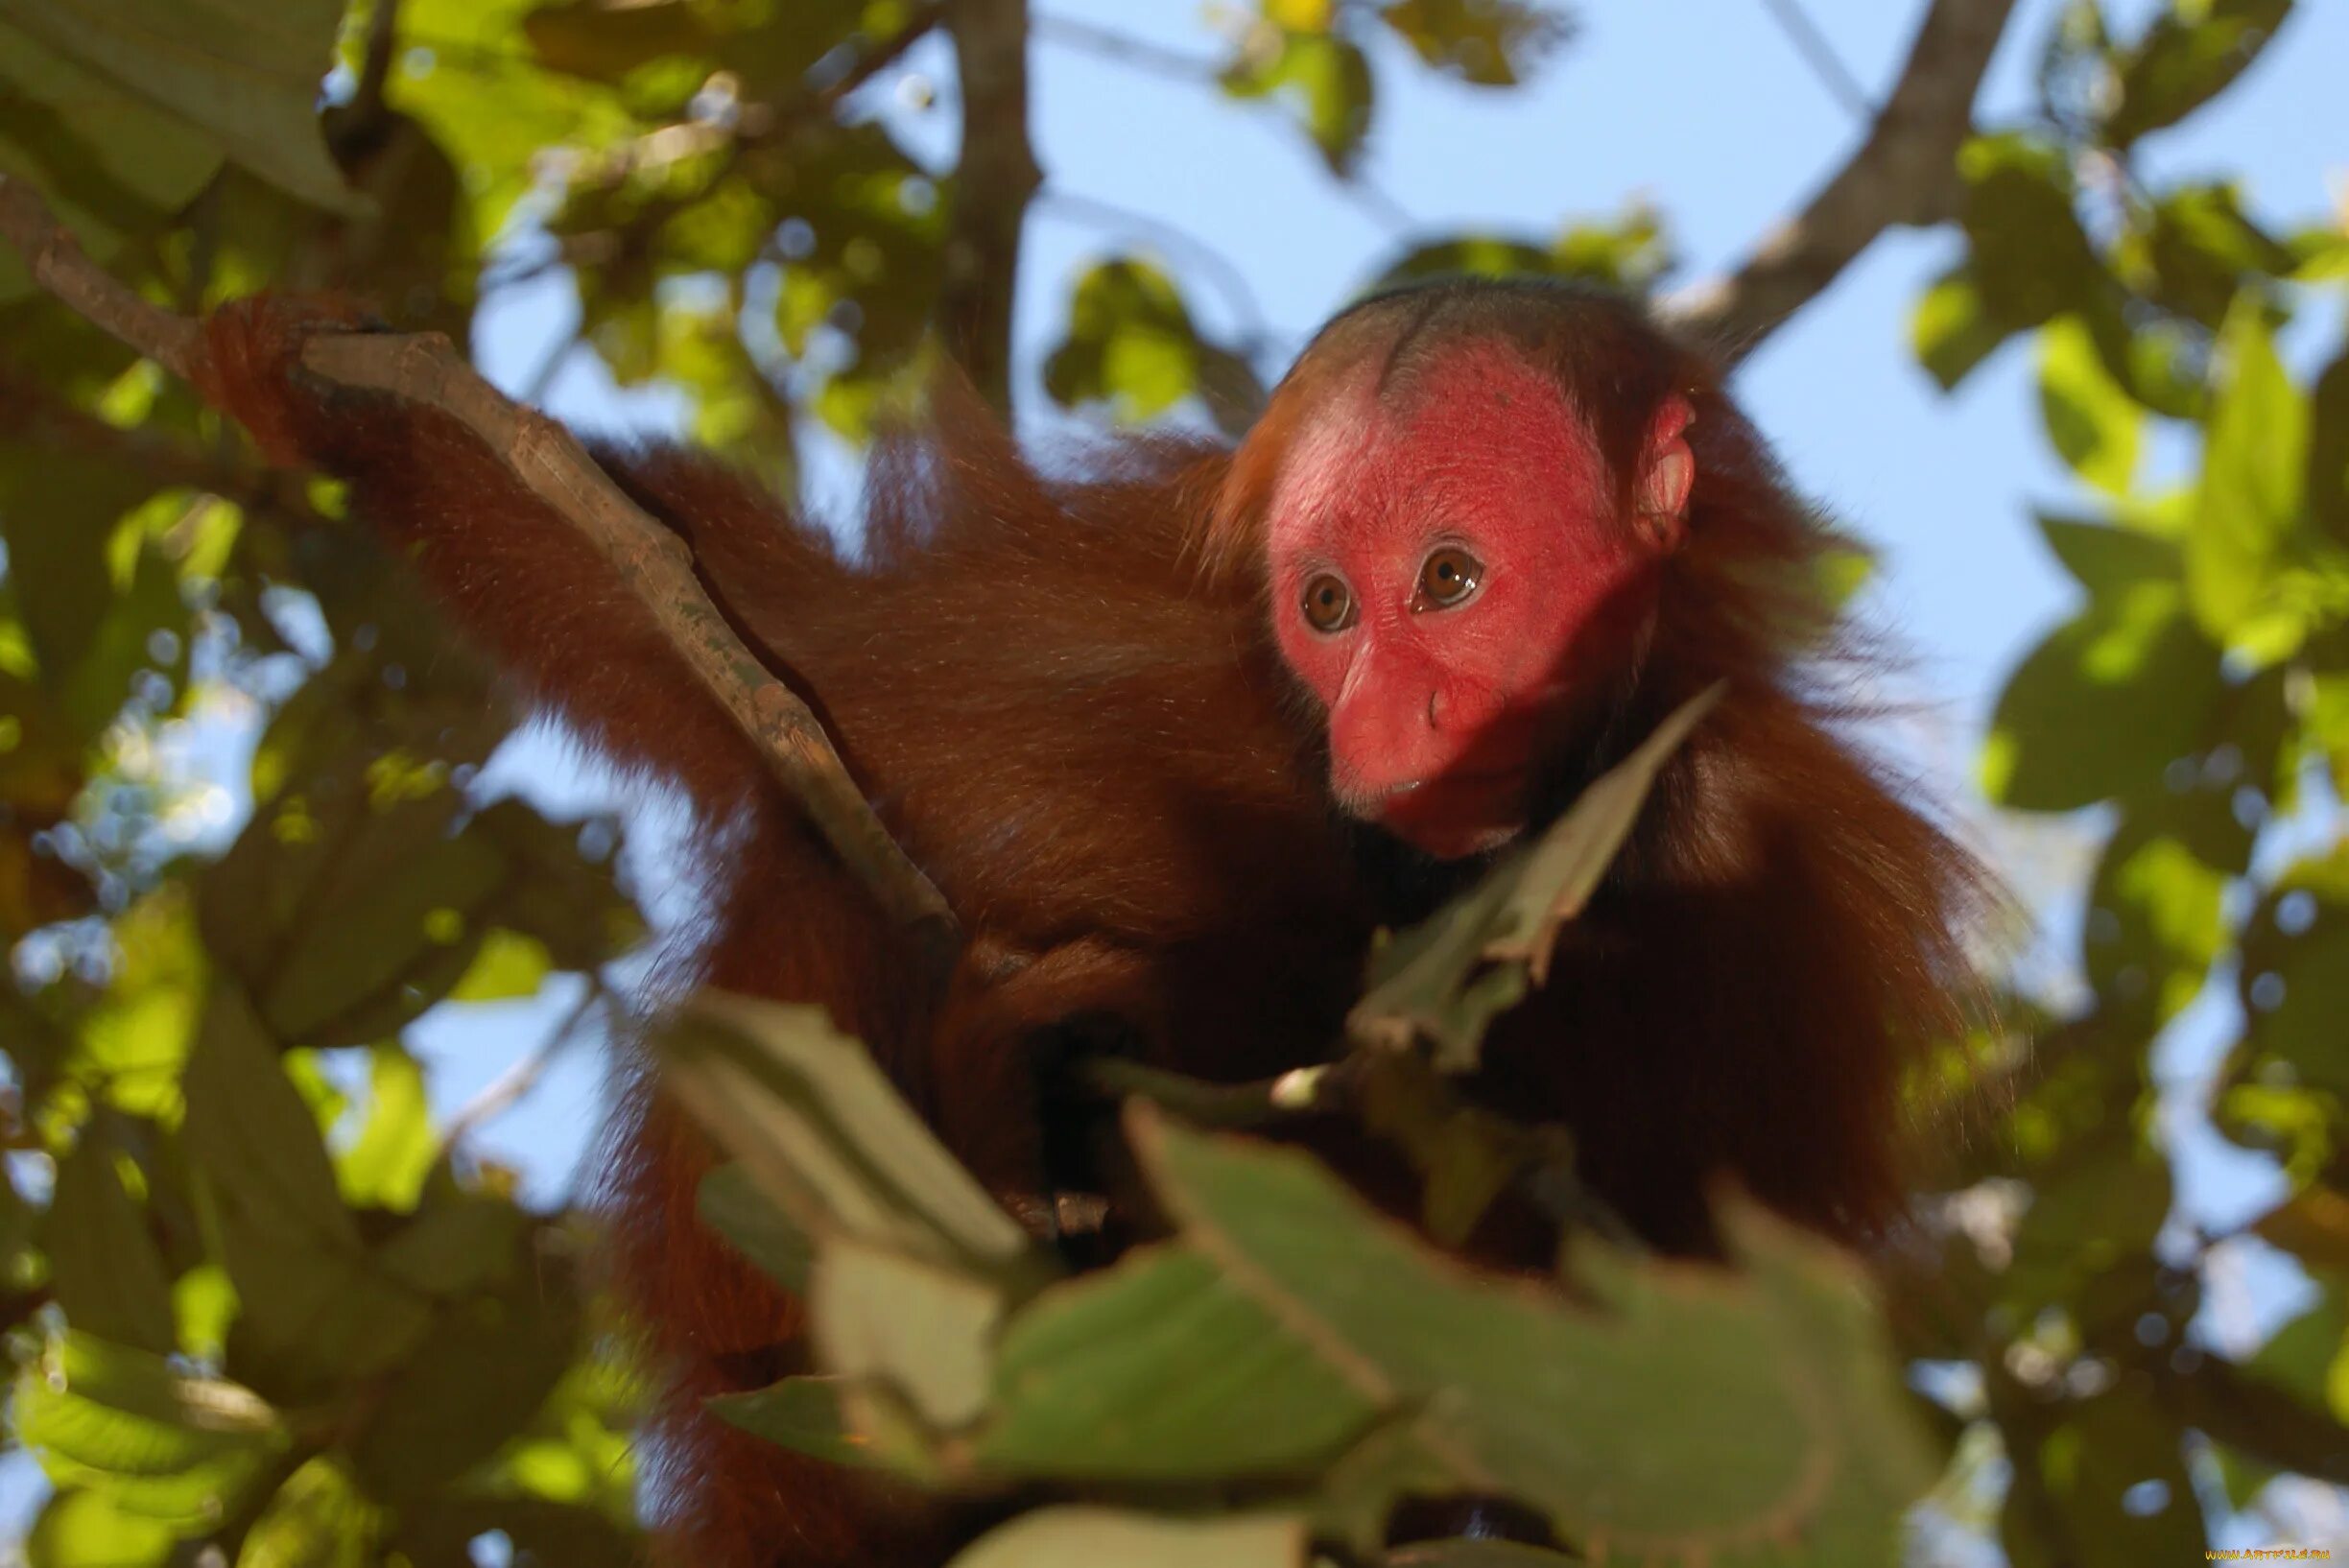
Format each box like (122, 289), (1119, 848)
(2034, 512), (2182, 592)
(181, 984), (432, 1398)
(44, 1123), (177, 1357)
(1957, 134), (2105, 333)
(0, 0), (356, 212)
(337, 1045), (436, 1212)
(2104, 0), (2293, 147)
(2038, 315), (2143, 496)
(1981, 579), (2222, 811)
(241, 1456), (375, 1568)
(708, 1376), (874, 1468)
(947, 1508), (1311, 1568)
(2081, 818), (2225, 1028)
(1376, 0), (1574, 87)
(25, 1487), (175, 1568)
(810, 1235), (1002, 1429)
(1222, 31), (1375, 177)
(347, 1231), (582, 1500)
(2185, 294), (2312, 653)
(697, 1161), (815, 1295)
(0, 17), (223, 302)
(2237, 847), (2349, 1097)
(1911, 266), (2012, 392)
(1042, 258), (1209, 425)
(1128, 1109), (1935, 1554)
(0, 452), (167, 743)
(448, 929), (555, 1003)
(521, 0), (719, 82)
(1349, 686), (1721, 1070)
(655, 993), (1034, 1271)
(979, 1248), (1377, 1479)
(15, 1333), (287, 1527)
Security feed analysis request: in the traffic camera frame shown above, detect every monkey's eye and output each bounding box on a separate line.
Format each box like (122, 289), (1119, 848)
(1300, 573), (1356, 633)
(1416, 546), (1483, 609)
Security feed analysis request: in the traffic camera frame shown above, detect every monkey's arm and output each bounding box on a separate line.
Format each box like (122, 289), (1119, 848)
(193, 296), (823, 825)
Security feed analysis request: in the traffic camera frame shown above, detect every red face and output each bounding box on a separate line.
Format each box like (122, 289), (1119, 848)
(1263, 345), (1693, 860)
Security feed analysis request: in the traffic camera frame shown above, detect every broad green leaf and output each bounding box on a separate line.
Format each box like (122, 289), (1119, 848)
(44, 1124), (177, 1356)
(15, 1333), (287, 1526)
(25, 1487), (175, 1568)
(0, 18), (222, 302)
(2236, 847), (2349, 1096)
(395, 0), (638, 242)
(1379, 206), (1673, 297)
(448, 929), (555, 1003)
(2104, 0), (2293, 146)
(1377, 0), (1574, 87)
(948, 1507), (1311, 1568)
(810, 1234), (1002, 1430)
(241, 1457), (375, 1568)
(0, 451), (167, 742)
(1222, 31), (1375, 177)
(2080, 818), (2224, 1028)
(347, 1232), (582, 1499)
(708, 1376), (873, 1468)
(1981, 582), (2222, 810)
(182, 984), (432, 1397)
(1129, 1110), (1934, 1555)
(656, 993), (1032, 1269)
(522, 0), (719, 82)
(979, 1247), (1376, 1478)
(698, 1161), (815, 1295)
(0, 0), (354, 212)
(336, 1045), (435, 1212)
(2034, 512), (2182, 592)
(2038, 316), (2142, 496)
(2124, 181), (2301, 326)
(1042, 258), (1211, 425)
(2186, 295), (2312, 655)
(1958, 134), (2105, 332)
(1911, 266), (2011, 391)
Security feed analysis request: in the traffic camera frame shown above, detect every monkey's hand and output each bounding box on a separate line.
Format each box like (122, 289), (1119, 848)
(190, 296), (391, 472)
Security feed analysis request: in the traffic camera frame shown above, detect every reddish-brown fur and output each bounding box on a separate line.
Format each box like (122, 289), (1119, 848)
(191, 280), (1982, 1568)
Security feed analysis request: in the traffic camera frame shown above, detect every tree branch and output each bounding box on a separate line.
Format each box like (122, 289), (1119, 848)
(940, 0), (1041, 412)
(1663, 0), (2019, 363)
(0, 179), (197, 376)
(0, 172), (961, 967)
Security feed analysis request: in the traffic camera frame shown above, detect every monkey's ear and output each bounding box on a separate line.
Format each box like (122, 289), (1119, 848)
(1634, 395), (1696, 551)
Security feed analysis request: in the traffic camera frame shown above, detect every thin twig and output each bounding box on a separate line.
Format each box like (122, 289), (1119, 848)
(0, 171), (961, 965)
(1032, 13), (1221, 82)
(1663, 0), (2019, 363)
(439, 978), (610, 1158)
(1757, 0), (1874, 121)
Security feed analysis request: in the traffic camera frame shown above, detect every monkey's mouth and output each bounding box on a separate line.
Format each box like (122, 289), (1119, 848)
(1373, 766), (1530, 860)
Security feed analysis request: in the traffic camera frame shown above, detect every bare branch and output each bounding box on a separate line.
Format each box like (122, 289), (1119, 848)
(940, 0), (1042, 411)
(0, 179), (197, 376)
(1664, 0), (2019, 363)
(0, 172), (961, 964)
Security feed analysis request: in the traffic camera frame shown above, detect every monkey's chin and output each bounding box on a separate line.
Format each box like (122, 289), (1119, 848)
(1386, 818), (1524, 862)
(1372, 793), (1527, 862)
